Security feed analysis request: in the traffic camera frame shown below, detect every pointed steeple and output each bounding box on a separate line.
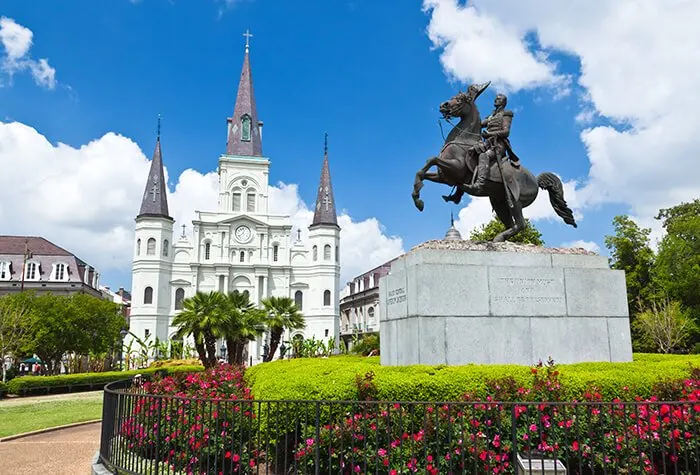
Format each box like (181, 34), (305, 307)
(138, 116), (171, 220)
(226, 30), (262, 157)
(311, 133), (338, 228)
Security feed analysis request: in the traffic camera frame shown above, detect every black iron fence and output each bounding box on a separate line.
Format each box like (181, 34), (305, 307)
(99, 379), (700, 474)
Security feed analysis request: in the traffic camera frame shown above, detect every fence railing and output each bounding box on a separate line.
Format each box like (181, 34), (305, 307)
(99, 379), (700, 475)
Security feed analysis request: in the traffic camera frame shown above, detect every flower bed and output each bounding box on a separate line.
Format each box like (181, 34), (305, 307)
(107, 360), (700, 475)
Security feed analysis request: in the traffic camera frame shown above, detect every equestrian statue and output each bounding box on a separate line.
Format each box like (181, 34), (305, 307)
(411, 81), (577, 242)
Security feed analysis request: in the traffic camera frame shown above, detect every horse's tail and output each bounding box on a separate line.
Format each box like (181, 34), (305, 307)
(537, 172), (577, 228)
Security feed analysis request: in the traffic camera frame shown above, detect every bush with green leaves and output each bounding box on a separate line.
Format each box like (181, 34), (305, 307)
(6, 365), (203, 395)
(246, 354), (700, 402)
(0, 381), (7, 397)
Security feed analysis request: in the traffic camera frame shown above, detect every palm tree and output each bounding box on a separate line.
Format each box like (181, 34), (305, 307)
(172, 291), (226, 368)
(261, 296), (305, 362)
(220, 291), (266, 365)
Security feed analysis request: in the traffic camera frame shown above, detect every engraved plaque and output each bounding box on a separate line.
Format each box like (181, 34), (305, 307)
(489, 267), (566, 316)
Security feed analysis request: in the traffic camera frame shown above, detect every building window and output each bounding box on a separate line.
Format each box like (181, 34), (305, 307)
(136, 239), (141, 256)
(54, 263), (66, 281)
(243, 289), (250, 298)
(312, 245), (318, 261)
(241, 115), (251, 141)
(336, 246), (339, 262)
(239, 250), (245, 263)
(368, 307), (375, 319)
(232, 192), (241, 211)
(324, 244), (331, 260)
(144, 286), (153, 304)
(246, 192), (256, 212)
(163, 240), (169, 257)
(0, 262), (9, 280)
(147, 238), (156, 256)
(325, 329), (329, 337)
(174, 288), (185, 310)
(204, 242), (211, 260)
(273, 245), (279, 262)
(323, 289), (331, 306)
(26, 262), (38, 280)
(145, 329), (150, 339)
(294, 290), (303, 310)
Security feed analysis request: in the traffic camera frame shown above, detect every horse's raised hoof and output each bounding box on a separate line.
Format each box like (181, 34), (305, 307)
(414, 199), (424, 212)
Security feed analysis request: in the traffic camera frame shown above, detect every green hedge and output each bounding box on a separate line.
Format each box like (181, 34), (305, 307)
(6, 365), (203, 396)
(246, 353), (700, 402)
(0, 381), (7, 397)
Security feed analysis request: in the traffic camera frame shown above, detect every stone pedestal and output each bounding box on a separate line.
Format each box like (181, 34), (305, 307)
(379, 242), (633, 366)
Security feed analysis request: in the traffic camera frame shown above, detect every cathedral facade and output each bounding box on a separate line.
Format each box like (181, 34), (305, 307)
(127, 44), (340, 363)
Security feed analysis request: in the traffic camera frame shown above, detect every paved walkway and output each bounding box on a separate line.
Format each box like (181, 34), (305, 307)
(0, 422), (100, 475)
(0, 390), (102, 407)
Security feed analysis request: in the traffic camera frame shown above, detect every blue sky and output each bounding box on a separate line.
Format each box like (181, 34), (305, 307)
(1, 0), (696, 289)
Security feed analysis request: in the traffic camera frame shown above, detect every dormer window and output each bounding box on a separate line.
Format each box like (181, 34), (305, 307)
(53, 263), (68, 281)
(25, 261), (39, 281)
(241, 115), (251, 142)
(0, 262), (10, 280)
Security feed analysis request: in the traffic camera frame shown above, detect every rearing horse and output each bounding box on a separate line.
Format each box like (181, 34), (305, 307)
(411, 82), (577, 242)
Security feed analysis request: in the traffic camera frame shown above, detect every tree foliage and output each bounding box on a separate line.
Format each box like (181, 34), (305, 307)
(469, 216), (545, 245)
(653, 199), (700, 321)
(261, 296), (305, 363)
(604, 215), (655, 313)
(632, 299), (697, 353)
(0, 293), (32, 382)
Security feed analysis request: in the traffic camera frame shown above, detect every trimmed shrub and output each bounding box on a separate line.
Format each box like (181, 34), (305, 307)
(148, 358), (201, 368)
(6, 365), (203, 395)
(246, 354), (700, 402)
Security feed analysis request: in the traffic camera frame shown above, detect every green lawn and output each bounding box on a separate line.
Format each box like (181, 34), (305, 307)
(0, 396), (103, 438)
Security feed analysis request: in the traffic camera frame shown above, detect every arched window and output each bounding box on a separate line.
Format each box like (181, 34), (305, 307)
(53, 263), (66, 281)
(243, 290), (250, 298)
(323, 289), (331, 306)
(174, 288), (185, 310)
(26, 262), (38, 280)
(241, 115), (251, 141)
(239, 250), (245, 263)
(294, 290), (303, 310)
(144, 286), (153, 304)
(232, 192), (241, 211)
(336, 246), (339, 262)
(273, 245), (279, 262)
(368, 307), (375, 319)
(246, 191), (256, 212)
(147, 238), (156, 256)
(136, 239), (141, 256)
(312, 245), (318, 261)
(204, 242), (211, 260)
(324, 244), (331, 260)
(163, 240), (169, 257)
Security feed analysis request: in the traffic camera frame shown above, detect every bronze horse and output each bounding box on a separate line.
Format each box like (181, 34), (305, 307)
(411, 82), (577, 242)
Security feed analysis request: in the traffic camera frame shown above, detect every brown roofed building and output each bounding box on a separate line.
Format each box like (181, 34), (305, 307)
(0, 236), (102, 297)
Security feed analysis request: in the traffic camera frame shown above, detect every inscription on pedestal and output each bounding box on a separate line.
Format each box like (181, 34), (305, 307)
(489, 268), (566, 316)
(387, 287), (406, 306)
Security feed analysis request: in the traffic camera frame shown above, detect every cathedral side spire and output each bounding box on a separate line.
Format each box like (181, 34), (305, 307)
(226, 31), (262, 157)
(138, 117), (171, 220)
(311, 133), (338, 228)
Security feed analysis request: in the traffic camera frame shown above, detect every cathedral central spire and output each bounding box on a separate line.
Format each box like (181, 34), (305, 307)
(226, 31), (262, 157)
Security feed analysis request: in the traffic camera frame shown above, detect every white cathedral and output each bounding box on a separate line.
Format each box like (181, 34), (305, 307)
(127, 43), (341, 364)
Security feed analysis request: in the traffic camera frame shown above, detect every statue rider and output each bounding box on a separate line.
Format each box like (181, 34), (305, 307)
(464, 93), (520, 193)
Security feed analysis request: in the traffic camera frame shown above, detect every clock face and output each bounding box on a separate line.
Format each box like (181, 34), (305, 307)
(235, 225), (252, 243)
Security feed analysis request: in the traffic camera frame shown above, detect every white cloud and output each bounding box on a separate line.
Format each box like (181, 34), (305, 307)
(561, 240), (600, 254)
(423, 0), (700, 237)
(0, 121), (403, 286)
(0, 17), (56, 89)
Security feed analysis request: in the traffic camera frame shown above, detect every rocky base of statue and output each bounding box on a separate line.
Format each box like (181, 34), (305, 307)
(379, 241), (633, 366)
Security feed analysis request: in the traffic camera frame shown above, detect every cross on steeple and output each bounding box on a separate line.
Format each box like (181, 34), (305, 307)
(157, 114), (162, 140)
(243, 29), (253, 52)
(149, 183), (160, 203)
(296, 228), (301, 241)
(181, 224), (186, 237)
